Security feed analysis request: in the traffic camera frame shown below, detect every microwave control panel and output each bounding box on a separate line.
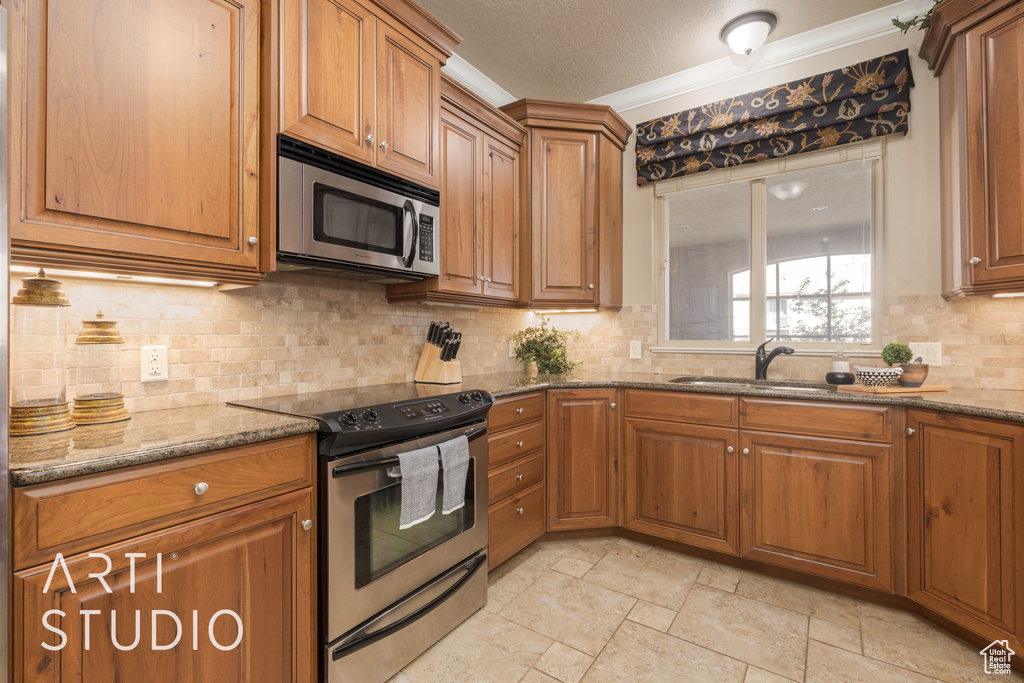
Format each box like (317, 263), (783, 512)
(418, 216), (434, 262)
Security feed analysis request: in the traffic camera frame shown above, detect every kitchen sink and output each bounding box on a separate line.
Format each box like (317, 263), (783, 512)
(669, 379), (832, 393)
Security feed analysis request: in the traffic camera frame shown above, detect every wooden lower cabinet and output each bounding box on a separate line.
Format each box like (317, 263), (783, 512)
(488, 482), (545, 568)
(623, 418), (738, 555)
(906, 410), (1023, 652)
(546, 389), (618, 530)
(739, 431), (893, 591)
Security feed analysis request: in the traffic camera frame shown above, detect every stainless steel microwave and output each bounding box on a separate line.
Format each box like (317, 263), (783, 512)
(277, 137), (440, 283)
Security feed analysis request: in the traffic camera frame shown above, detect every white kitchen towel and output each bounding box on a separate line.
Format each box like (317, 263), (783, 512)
(438, 435), (470, 515)
(397, 445), (439, 529)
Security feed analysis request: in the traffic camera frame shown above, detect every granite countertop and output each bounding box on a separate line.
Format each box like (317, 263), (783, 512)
(8, 404), (318, 486)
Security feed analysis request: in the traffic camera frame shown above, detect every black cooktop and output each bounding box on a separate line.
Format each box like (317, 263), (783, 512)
(229, 383), (492, 456)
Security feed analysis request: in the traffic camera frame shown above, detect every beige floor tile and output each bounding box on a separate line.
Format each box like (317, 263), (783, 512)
(534, 642), (595, 683)
(809, 616), (861, 654)
(860, 602), (1024, 682)
(400, 611), (552, 683)
(610, 537), (653, 554)
(805, 640), (942, 682)
(696, 562), (743, 593)
(490, 546), (563, 597)
(669, 584), (809, 681)
(551, 556), (595, 579)
(583, 542), (701, 610)
(483, 586), (518, 614)
(734, 571), (860, 628)
(744, 666), (798, 683)
(500, 570), (636, 657)
(521, 670), (560, 683)
(582, 620), (747, 682)
(626, 600), (676, 633)
(532, 537), (621, 564)
(386, 672), (414, 683)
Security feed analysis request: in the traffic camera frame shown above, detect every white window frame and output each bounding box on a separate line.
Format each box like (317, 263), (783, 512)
(652, 138), (887, 357)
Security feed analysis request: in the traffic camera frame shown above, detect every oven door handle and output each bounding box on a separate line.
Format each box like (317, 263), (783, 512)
(332, 425), (488, 478)
(330, 550), (487, 661)
(402, 199), (418, 268)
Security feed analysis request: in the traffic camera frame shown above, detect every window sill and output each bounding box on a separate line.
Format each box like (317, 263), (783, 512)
(650, 346), (883, 358)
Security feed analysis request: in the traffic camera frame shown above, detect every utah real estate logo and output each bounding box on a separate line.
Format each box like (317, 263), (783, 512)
(980, 640), (1015, 675)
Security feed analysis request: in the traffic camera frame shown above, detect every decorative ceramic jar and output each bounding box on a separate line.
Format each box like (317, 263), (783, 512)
(72, 311), (129, 425)
(9, 269), (74, 436)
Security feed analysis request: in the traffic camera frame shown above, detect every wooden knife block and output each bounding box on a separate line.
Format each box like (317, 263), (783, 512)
(414, 344), (462, 385)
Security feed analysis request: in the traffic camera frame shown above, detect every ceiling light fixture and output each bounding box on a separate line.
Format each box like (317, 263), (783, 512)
(720, 11), (778, 56)
(767, 180), (808, 200)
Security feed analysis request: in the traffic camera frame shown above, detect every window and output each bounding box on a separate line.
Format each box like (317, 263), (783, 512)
(654, 141), (884, 354)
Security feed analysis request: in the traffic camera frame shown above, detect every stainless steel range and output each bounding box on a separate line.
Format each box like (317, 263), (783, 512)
(231, 385), (492, 682)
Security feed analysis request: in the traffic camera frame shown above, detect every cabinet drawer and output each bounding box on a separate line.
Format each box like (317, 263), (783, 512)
(13, 434), (314, 569)
(489, 421), (545, 468)
(489, 452), (544, 505)
(624, 389), (738, 427)
(489, 392), (545, 432)
(740, 398), (893, 443)
(488, 481), (545, 569)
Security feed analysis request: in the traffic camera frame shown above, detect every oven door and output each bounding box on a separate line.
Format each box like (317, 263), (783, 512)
(323, 422), (488, 638)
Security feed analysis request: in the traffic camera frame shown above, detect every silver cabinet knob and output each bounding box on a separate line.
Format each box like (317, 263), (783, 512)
(477, 276), (484, 282)
(516, 474), (523, 481)
(516, 408), (524, 414)
(486, 277), (492, 282)
(742, 448), (750, 455)
(301, 519), (313, 531)
(516, 441), (524, 447)
(588, 284), (595, 289)
(365, 134), (374, 144)
(610, 402), (616, 409)
(193, 482), (209, 496)
(969, 257), (982, 265)
(727, 446), (734, 453)
(906, 427), (916, 435)
(516, 508), (524, 515)
(380, 141), (388, 150)
(247, 236), (258, 246)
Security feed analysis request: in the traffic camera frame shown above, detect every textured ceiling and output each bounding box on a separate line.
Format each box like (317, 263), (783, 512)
(417, 0), (905, 103)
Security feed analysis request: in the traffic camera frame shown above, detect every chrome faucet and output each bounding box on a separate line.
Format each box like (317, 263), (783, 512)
(755, 338), (795, 379)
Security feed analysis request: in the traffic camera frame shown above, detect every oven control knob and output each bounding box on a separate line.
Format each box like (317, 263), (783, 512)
(457, 393), (471, 404)
(342, 412), (358, 426)
(362, 409), (379, 422)
(470, 391), (484, 402)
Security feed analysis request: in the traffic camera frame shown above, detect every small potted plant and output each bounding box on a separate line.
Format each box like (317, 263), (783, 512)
(882, 342), (929, 387)
(511, 315), (580, 375)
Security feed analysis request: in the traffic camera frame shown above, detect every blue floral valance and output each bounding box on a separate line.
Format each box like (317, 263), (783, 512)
(635, 49), (914, 185)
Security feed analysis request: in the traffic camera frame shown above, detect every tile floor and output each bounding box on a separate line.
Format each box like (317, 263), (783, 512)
(393, 537), (1024, 683)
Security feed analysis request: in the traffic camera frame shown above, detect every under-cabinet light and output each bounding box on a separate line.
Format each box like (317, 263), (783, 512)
(992, 292), (1024, 298)
(9, 266), (217, 288)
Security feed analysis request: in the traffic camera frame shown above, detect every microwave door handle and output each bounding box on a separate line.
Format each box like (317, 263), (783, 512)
(402, 200), (418, 268)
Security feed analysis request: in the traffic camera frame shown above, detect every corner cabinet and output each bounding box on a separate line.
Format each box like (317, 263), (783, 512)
(281, 0), (460, 190)
(501, 100), (631, 310)
(8, 0), (271, 285)
(921, 0), (1024, 298)
(546, 389), (619, 530)
(906, 410), (1023, 655)
(386, 76), (525, 306)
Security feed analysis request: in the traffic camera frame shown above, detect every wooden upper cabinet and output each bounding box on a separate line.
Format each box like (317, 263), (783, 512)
(501, 99), (631, 310)
(281, 0), (457, 190)
(921, 0), (1024, 297)
(546, 389), (618, 530)
(386, 75), (524, 306)
(906, 410), (1023, 652)
(9, 0), (268, 285)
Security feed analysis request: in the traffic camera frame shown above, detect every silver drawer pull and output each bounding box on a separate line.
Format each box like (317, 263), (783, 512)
(516, 508), (524, 515)
(247, 236), (258, 246)
(906, 427), (916, 435)
(516, 474), (523, 481)
(969, 256), (982, 265)
(380, 140), (389, 150)
(193, 482), (209, 496)
(302, 519), (313, 531)
(727, 446), (734, 453)
(742, 448), (750, 455)
(365, 134), (374, 144)
(610, 402), (616, 409)
(515, 408), (524, 414)
(516, 441), (525, 447)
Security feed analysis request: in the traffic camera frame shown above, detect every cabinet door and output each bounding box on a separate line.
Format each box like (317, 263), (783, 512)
(281, 0), (376, 166)
(14, 490), (315, 683)
(481, 135), (519, 301)
(530, 130), (597, 304)
(965, 3), (1024, 286)
(546, 389), (617, 529)
(10, 0), (263, 282)
(624, 419), (738, 555)
(907, 410), (1023, 649)
(435, 110), (483, 295)
(375, 22), (440, 188)
(740, 431), (893, 590)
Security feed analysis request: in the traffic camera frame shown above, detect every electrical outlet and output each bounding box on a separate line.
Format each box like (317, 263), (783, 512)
(141, 345), (169, 382)
(629, 341), (642, 359)
(908, 342), (943, 367)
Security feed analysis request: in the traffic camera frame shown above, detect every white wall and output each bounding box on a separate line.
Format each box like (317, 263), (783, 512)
(616, 31), (941, 306)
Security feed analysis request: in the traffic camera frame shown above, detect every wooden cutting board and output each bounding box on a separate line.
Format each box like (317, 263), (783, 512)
(837, 384), (950, 394)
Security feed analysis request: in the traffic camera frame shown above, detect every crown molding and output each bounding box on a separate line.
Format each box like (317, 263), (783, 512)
(441, 54), (517, 107)
(588, 0), (935, 113)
